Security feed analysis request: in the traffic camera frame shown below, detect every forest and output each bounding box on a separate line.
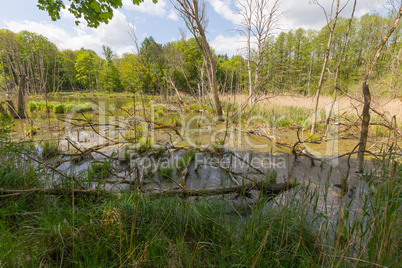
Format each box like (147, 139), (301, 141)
(0, 0), (401, 267)
(1, 13), (400, 97)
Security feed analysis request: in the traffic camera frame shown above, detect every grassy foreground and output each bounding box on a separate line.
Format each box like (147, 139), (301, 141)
(1, 148), (401, 267)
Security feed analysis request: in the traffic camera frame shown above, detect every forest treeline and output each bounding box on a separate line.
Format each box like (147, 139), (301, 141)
(0, 12), (400, 98)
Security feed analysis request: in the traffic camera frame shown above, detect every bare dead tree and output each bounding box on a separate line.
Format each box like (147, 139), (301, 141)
(237, 0), (281, 106)
(162, 43), (186, 104)
(357, 4), (402, 173)
(311, 0), (342, 136)
(172, 0), (223, 119)
(323, 0), (357, 140)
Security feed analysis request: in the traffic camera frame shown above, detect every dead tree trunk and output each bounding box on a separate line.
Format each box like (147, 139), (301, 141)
(6, 99), (18, 118)
(17, 74), (26, 119)
(174, 0), (223, 120)
(311, 0), (340, 136)
(323, 0), (357, 140)
(357, 4), (402, 173)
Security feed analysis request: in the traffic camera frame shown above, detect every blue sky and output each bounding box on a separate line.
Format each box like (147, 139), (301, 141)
(0, 0), (382, 58)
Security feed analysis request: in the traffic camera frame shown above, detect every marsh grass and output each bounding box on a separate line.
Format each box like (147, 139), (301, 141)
(28, 101), (94, 114)
(157, 163), (174, 179)
(40, 140), (59, 160)
(177, 148), (195, 170)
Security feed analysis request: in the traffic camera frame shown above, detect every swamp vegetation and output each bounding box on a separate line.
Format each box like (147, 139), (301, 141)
(0, 92), (401, 267)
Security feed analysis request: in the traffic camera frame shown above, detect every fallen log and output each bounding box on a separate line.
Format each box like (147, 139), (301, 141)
(0, 187), (106, 198)
(148, 181), (298, 198)
(0, 182), (298, 199)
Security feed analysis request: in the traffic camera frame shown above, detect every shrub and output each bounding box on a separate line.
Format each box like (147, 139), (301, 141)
(28, 102), (37, 112)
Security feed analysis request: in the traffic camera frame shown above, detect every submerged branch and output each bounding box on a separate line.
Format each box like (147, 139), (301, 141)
(0, 182), (298, 199)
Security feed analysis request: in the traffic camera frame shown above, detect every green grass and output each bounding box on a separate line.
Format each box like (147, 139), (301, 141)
(0, 154), (400, 267)
(40, 140), (59, 160)
(27, 101), (94, 114)
(176, 148), (196, 170)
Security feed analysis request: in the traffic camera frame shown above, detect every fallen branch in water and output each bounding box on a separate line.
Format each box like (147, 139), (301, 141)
(148, 181), (298, 198)
(0, 182), (298, 199)
(0, 187), (105, 198)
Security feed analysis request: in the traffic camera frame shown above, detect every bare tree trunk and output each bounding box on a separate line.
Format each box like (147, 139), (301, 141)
(17, 74), (26, 119)
(311, 0), (340, 136)
(173, 0), (223, 119)
(237, 0), (280, 107)
(323, 0), (357, 140)
(357, 4), (402, 173)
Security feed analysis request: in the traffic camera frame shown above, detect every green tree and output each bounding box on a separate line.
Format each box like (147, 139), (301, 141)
(75, 51), (96, 90)
(101, 45), (123, 92)
(37, 0), (158, 28)
(118, 53), (156, 93)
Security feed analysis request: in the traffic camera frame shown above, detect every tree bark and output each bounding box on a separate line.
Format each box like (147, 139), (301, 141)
(357, 4), (402, 173)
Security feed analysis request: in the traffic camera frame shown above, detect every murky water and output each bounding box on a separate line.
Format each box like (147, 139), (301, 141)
(8, 95), (397, 243)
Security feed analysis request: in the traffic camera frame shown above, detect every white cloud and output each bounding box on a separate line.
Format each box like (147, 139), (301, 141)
(3, 20), (71, 46)
(279, 0), (383, 31)
(210, 34), (247, 56)
(208, 0), (241, 25)
(123, 0), (167, 17)
(3, 9), (136, 58)
(167, 9), (179, 21)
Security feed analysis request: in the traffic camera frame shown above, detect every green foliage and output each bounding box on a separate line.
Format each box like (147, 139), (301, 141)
(0, 114), (13, 139)
(157, 163), (173, 179)
(40, 140), (59, 159)
(37, 0), (158, 28)
(177, 149), (195, 170)
(103, 63), (123, 92)
(75, 51), (97, 90)
(90, 159), (111, 179)
(27, 101), (93, 114)
(53, 103), (65, 114)
(28, 101), (37, 112)
(263, 169), (278, 184)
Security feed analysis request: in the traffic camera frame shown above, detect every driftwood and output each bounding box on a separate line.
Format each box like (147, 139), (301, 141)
(0, 182), (298, 199)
